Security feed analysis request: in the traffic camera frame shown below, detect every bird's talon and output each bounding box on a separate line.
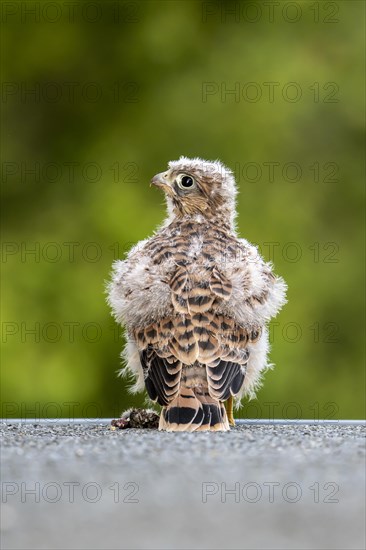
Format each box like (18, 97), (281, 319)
(225, 396), (235, 426)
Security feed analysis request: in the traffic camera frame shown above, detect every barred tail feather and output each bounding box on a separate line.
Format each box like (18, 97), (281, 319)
(159, 387), (230, 432)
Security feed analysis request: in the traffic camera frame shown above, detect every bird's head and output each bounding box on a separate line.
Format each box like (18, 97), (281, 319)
(151, 156), (237, 227)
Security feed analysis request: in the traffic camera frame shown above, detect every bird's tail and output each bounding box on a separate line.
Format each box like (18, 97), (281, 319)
(159, 387), (230, 432)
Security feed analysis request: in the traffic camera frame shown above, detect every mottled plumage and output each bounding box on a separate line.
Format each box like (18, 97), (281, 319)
(107, 157), (287, 431)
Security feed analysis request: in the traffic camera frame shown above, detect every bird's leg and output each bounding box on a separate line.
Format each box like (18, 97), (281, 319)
(224, 396), (235, 426)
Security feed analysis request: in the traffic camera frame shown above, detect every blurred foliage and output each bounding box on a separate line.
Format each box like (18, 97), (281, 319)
(1, 0), (365, 419)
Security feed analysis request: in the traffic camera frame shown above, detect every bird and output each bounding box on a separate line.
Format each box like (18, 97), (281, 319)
(107, 157), (287, 431)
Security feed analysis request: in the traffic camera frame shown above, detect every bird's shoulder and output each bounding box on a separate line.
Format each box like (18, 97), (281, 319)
(120, 221), (270, 284)
(139, 220), (243, 263)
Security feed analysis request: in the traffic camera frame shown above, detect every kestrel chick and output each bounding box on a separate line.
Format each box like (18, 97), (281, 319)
(107, 157), (287, 431)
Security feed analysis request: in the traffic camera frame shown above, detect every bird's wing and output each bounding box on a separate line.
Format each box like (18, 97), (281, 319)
(217, 238), (288, 328)
(107, 237), (174, 329)
(139, 346), (182, 406)
(205, 316), (259, 401)
(135, 315), (251, 404)
(135, 314), (194, 405)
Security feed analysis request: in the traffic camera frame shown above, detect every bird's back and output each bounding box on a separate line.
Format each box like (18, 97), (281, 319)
(131, 220), (256, 430)
(107, 157), (287, 432)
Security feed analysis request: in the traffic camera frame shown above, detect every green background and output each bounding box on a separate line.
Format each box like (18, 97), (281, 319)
(1, 0), (365, 419)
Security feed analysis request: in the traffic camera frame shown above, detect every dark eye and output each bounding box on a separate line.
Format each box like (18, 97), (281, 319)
(177, 174), (195, 190)
(181, 176), (193, 187)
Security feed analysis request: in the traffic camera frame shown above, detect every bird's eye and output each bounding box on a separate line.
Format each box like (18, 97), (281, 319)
(177, 174), (195, 190)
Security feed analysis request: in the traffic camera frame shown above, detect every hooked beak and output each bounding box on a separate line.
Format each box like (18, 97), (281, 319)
(150, 172), (169, 188)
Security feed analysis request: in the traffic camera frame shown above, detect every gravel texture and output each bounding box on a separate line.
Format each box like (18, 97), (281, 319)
(1, 422), (365, 550)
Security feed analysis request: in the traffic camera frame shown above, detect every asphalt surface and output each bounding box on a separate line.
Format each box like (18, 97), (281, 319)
(1, 422), (365, 550)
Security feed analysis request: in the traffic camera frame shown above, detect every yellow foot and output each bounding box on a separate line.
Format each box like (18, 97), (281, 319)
(224, 396), (235, 427)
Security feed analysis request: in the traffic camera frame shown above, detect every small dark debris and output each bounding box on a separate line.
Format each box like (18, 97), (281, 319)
(111, 408), (159, 430)
(111, 418), (130, 429)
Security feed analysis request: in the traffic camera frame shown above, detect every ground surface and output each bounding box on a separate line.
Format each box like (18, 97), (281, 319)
(1, 421), (365, 550)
